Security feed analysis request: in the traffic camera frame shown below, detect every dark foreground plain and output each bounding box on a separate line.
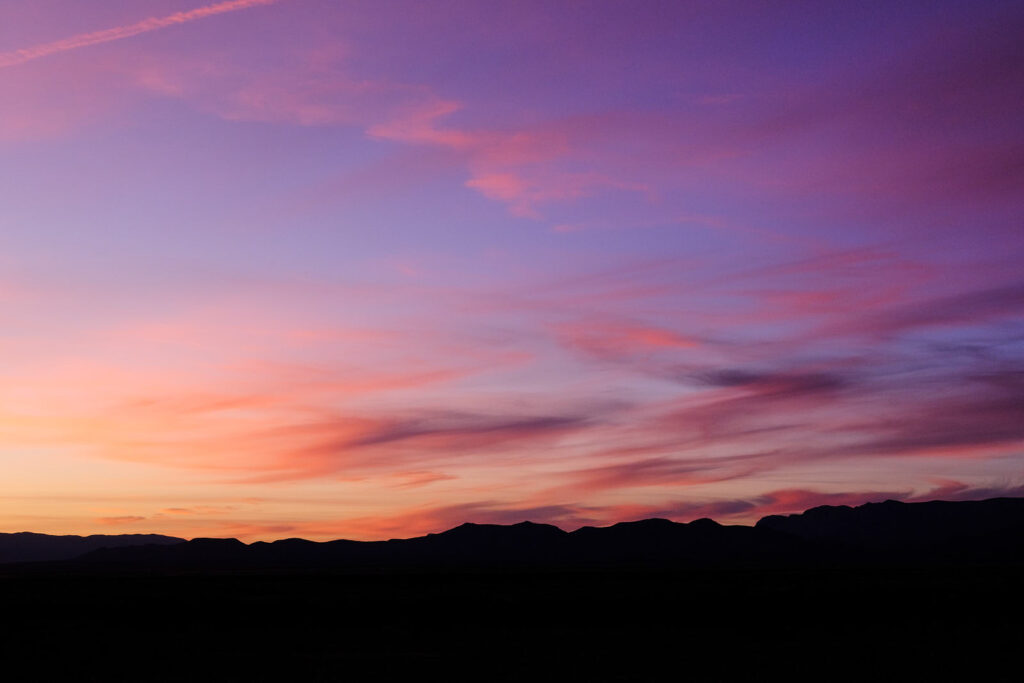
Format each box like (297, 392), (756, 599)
(2, 497), (1023, 681)
(1, 564), (1021, 681)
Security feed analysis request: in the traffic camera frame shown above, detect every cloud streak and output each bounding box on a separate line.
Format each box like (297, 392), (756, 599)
(0, 0), (282, 70)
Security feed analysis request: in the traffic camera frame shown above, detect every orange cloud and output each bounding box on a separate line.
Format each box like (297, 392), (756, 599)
(96, 515), (146, 525)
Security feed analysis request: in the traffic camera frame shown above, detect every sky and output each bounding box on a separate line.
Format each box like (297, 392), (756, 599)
(0, 0), (1022, 541)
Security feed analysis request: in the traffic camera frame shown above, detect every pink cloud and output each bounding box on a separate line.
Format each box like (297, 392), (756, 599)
(186, 58), (655, 216)
(0, 0), (282, 70)
(555, 319), (700, 359)
(244, 410), (590, 483)
(390, 471), (458, 489)
(557, 455), (764, 496)
(0, 55), (126, 141)
(366, 98), (476, 148)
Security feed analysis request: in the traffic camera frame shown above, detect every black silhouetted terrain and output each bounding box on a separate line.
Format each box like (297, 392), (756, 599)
(39, 496), (1024, 570)
(0, 531), (183, 564)
(73, 516), (809, 570)
(2, 498), (1022, 681)
(758, 496), (1024, 559)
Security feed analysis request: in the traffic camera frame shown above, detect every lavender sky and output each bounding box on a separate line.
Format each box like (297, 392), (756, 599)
(1, 0), (1022, 540)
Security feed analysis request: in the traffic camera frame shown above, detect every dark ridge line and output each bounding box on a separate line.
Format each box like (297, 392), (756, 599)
(3, 496), (1023, 570)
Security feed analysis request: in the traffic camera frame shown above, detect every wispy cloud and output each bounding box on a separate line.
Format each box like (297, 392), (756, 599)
(0, 0), (282, 70)
(96, 515), (146, 525)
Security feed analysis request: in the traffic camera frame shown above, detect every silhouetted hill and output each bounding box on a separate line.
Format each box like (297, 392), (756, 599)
(76, 516), (809, 570)
(5, 498), (1024, 679)
(15, 496), (1024, 572)
(565, 516), (805, 565)
(756, 496), (1024, 560)
(0, 532), (184, 564)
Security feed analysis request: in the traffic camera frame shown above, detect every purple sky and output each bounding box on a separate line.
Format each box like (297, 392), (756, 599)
(1, 0), (1022, 540)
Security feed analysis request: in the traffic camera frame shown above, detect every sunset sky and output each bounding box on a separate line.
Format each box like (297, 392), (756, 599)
(1, 0), (1022, 540)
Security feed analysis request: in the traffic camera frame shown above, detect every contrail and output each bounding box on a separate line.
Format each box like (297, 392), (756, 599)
(0, 0), (282, 69)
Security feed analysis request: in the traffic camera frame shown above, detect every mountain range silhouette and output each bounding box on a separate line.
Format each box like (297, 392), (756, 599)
(0, 531), (184, 564)
(5, 496), (1024, 569)
(3, 497), (1023, 681)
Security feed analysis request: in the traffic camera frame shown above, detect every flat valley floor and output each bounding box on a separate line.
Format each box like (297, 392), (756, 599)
(0, 564), (1020, 681)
